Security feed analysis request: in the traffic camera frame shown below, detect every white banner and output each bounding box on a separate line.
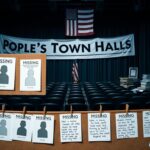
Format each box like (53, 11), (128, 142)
(0, 34), (135, 60)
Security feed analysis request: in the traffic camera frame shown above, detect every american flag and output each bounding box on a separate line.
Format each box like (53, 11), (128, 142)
(66, 8), (94, 36)
(72, 60), (79, 83)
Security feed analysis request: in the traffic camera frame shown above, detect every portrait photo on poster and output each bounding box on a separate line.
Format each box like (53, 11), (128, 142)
(0, 113), (14, 141)
(0, 57), (16, 90)
(32, 115), (54, 144)
(12, 114), (33, 142)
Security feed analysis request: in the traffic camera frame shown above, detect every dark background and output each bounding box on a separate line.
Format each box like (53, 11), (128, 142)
(0, 0), (150, 83)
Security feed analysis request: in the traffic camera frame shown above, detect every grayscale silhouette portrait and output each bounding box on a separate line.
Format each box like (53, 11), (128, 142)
(25, 69), (36, 86)
(0, 65), (9, 84)
(38, 121), (48, 138)
(17, 120), (27, 136)
(0, 119), (7, 136)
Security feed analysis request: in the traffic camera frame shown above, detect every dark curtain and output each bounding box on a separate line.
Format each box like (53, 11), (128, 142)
(0, 11), (150, 83)
(46, 20), (150, 83)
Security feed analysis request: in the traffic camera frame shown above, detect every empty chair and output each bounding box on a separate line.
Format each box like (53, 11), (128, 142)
(49, 93), (65, 99)
(144, 100), (150, 109)
(69, 90), (82, 95)
(111, 95), (128, 104)
(142, 91), (150, 99)
(90, 101), (114, 110)
(123, 92), (134, 98)
(88, 93), (105, 99)
(26, 96), (42, 103)
(107, 92), (122, 98)
(68, 96), (85, 104)
(130, 95), (147, 103)
(0, 102), (11, 110)
(43, 97), (65, 109)
(12, 102), (35, 111)
(104, 89), (116, 94)
(0, 97), (8, 103)
(65, 103), (88, 111)
(117, 100), (145, 110)
(39, 103), (62, 111)
(88, 96), (108, 105)
(86, 89), (100, 94)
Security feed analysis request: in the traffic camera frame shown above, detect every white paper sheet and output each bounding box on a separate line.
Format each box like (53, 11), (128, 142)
(60, 113), (82, 143)
(20, 59), (41, 91)
(12, 114), (33, 142)
(88, 113), (111, 141)
(143, 111), (150, 138)
(116, 113), (138, 139)
(32, 115), (54, 144)
(0, 113), (14, 141)
(0, 57), (16, 90)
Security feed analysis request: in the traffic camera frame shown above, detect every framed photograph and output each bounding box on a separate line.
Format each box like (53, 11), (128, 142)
(129, 67), (138, 79)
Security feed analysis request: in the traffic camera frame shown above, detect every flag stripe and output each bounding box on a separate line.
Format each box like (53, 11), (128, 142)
(77, 32), (94, 36)
(78, 19), (94, 23)
(66, 20), (69, 36)
(70, 20), (73, 36)
(72, 60), (79, 83)
(66, 8), (94, 36)
(78, 24), (93, 29)
(74, 20), (77, 36)
(78, 29), (94, 33)
(78, 9), (94, 13)
(78, 14), (94, 19)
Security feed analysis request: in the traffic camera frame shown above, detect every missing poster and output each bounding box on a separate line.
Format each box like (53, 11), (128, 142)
(60, 113), (82, 143)
(0, 113), (14, 141)
(88, 113), (111, 142)
(12, 114), (33, 142)
(20, 59), (41, 91)
(32, 115), (54, 144)
(116, 113), (138, 139)
(0, 57), (16, 90)
(143, 111), (150, 138)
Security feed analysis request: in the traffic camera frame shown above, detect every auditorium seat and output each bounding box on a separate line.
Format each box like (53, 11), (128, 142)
(68, 96), (85, 104)
(12, 102), (35, 111)
(1, 82), (149, 111)
(87, 93), (105, 99)
(144, 100), (150, 109)
(69, 90), (82, 95)
(44, 96), (65, 105)
(90, 102), (114, 110)
(39, 103), (62, 111)
(111, 96), (128, 103)
(0, 97), (8, 103)
(88, 96), (108, 104)
(142, 91), (150, 99)
(0, 97), (11, 110)
(107, 93), (122, 98)
(130, 95), (147, 103)
(114, 95), (147, 110)
(69, 93), (83, 97)
(117, 101), (145, 110)
(65, 103), (88, 111)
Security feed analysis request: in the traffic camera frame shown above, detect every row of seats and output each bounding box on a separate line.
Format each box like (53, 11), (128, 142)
(84, 82), (150, 110)
(0, 82), (150, 111)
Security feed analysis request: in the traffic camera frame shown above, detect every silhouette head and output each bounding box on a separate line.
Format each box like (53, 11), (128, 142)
(0, 119), (6, 127)
(40, 121), (46, 129)
(27, 69), (34, 77)
(20, 120), (26, 127)
(0, 65), (8, 74)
